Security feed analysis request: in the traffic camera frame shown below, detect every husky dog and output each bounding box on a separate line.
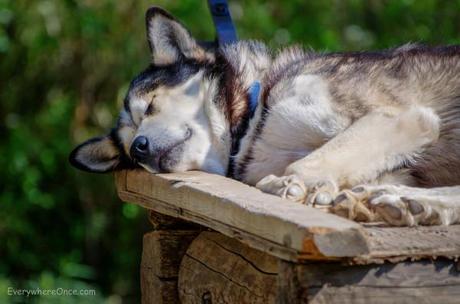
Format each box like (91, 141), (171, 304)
(70, 7), (460, 227)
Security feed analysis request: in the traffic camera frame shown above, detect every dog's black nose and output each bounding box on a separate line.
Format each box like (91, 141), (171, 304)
(130, 136), (150, 161)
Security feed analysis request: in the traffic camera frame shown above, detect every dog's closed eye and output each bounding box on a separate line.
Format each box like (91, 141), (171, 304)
(145, 95), (157, 115)
(145, 103), (155, 115)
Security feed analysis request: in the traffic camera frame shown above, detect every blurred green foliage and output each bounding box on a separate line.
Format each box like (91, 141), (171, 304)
(1, 0), (460, 303)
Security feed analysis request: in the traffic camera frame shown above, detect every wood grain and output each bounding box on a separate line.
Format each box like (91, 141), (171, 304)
(358, 225), (460, 263)
(141, 230), (199, 304)
(178, 232), (278, 304)
(116, 170), (367, 261)
(176, 233), (460, 304)
(116, 170), (460, 263)
(277, 259), (460, 304)
(141, 230), (199, 278)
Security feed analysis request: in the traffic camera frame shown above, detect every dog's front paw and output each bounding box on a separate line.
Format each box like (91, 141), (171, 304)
(330, 184), (456, 226)
(256, 174), (307, 203)
(330, 186), (381, 222)
(369, 195), (453, 226)
(256, 174), (338, 206)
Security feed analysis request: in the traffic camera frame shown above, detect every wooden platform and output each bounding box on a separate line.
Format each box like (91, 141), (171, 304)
(116, 169), (460, 264)
(115, 169), (460, 303)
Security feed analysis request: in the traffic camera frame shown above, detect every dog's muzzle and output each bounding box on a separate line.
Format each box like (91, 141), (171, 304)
(129, 128), (192, 172)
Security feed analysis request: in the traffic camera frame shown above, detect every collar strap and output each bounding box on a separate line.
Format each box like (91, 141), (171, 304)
(248, 81), (261, 118)
(207, 0), (238, 45)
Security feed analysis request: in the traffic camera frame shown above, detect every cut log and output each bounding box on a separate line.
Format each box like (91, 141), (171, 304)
(141, 230), (199, 304)
(140, 274), (177, 304)
(178, 231), (278, 304)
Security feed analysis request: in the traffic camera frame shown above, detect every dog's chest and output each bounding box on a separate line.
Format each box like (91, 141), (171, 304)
(233, 74), (347, 185)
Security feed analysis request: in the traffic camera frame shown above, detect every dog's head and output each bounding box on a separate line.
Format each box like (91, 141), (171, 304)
(69, 7), (230, 175)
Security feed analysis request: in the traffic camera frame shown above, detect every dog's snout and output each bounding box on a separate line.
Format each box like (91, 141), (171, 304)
(130, 136), (150, 161)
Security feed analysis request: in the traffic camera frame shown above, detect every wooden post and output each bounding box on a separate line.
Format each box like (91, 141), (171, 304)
(140, 211), (200, 304)
(276, 261), (304, 304)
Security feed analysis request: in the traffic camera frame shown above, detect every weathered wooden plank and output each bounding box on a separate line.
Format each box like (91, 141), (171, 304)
(296, 260), (460, 287)
(116, 170), (369, 262)
(358, 225), (460, 263)
(116, 170), (460, 263)
(121, 191), (301, 261)
(308, 286), (460, 304)
(277, 259), (460, 304)
(178, 232), (278, 304)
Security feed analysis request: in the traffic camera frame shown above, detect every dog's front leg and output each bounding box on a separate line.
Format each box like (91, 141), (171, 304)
(256, 107), (440, 212)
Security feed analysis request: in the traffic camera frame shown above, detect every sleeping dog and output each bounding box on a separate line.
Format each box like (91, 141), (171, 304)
(70, 7), (460, 226)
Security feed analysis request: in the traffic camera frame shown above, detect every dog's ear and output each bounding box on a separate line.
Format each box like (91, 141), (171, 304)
(69, 135), (120, 173)
(145, 7), (211, 65)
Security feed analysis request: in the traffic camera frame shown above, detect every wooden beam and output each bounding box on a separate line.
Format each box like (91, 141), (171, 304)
(356, 225), (460, 263)
(277, 259), (460, 304)
(116, 170), (367, 262)
(115, 170), (460, 263)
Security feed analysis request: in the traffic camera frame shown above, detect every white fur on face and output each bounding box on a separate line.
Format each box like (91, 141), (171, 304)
(125, 72), (229, 175)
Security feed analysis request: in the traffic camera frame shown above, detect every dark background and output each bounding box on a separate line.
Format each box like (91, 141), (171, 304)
(1, 0), (460, 303)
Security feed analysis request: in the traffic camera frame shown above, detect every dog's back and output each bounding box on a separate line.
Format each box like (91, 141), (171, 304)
(236, 45), (460, 187)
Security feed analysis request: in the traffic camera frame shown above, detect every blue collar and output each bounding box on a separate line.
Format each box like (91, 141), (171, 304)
(248, 81), (261, 118)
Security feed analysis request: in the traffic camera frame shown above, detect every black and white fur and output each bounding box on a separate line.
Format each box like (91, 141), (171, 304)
(70, 7), (460, 227)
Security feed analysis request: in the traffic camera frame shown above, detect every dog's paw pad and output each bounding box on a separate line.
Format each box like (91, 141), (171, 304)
(401, 197), (425, 215)
(372, 200), (403, 221)
(374, 196), (449, 226)
(369, 194), (417, 226)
